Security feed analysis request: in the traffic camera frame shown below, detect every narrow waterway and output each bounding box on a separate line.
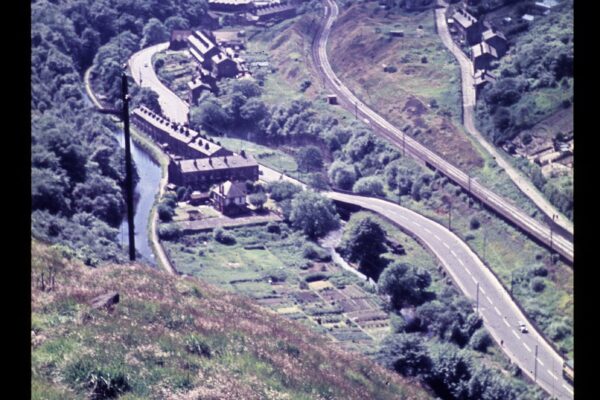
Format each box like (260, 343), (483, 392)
(83, 80), (162, 266)
(114, 128), (162, 266)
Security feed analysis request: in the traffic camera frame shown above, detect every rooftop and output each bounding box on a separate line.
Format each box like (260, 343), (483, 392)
(452, 8), (477, 29)
(254, 4), (296, 16)
(188, 31), (216, 55)
(471, 42), (498, 58)
(133, 106), (198, 143)
(482, 29), (506, 42)
(212, 180), (247, 199)
(177, 154), (257, 173)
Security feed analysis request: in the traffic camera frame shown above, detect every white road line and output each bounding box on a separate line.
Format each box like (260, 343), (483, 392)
(512, 330), (520, 339)
(471, 275), (477, 284)
(443, 242), (450, 249)
(538, 359), (545, 367)
(494, 306), (501, 316)
(466, 269), (473, 276)
(434, 234), (441, 241)
(503, 319), (510, 327)
(562, 384), (574, 395)
(486, 295), (493, 304)
(458, 259), (465, 267)
(413, 222), (421, 227)
(450, 250), (457, 257)
(548, 370), (556, 379)
(424, 227), (431, 233)
(480, 287), (486, 295)
(523, 343), (531, 352)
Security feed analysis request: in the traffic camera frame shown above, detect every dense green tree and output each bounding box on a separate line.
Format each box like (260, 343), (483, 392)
(295, 146), (323, 172)
(339, 214), (387, 278)
(248, 192), (267, 210)
(140, 18), (169, 48)
(289, 191), (340, 238)
(378, 333), (432, 377)
(267, 181), (302, 202)
(426, 345), (472, 400)
(379, 262), (432, 309)
(164, 15), (190, 31)
(352, 176), (385, 196)
(328, 161), (356, 190)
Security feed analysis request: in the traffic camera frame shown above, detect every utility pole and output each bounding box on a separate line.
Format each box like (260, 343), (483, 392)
(482, 227), (487, 262)
(122, 72), (136, 262)
(448, 201), (452, 231)
(476, 282), (479, 314)
(534, 344), (538, 382)
(354, 101), (358, 119)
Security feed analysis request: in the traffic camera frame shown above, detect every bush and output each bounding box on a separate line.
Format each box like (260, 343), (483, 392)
(469, 329), (492, 352)
(530, 277), (546, 292)
(469, 217), (480, 230)
(158, 203), (174, 222)
(547, 321), (571, 341)
(158, 224), (181, 241)
(266, 222), (281, 234)
(352, 176), (385, 197)
(213, 227), (236, 245)
(384, 65), (398, 73)
(302, 242), (331, 261)
(185, 335), (212, 358)
(305, 273), (329, 282)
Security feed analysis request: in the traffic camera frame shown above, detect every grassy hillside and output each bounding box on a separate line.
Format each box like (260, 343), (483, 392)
(327, 2), (481, 170)
(31, 239), (431, 399)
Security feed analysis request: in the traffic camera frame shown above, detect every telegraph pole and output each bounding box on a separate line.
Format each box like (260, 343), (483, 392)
(534, 344), (539, 382)
(448, 201), (452, 230)
(476, 282), (479, 314)
(122, 72), (136, 262)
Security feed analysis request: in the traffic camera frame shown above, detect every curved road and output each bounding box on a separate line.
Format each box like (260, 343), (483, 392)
(128, 43), (572, 398)
(433, 0), (573, 236)
(313, 0), (573, 263)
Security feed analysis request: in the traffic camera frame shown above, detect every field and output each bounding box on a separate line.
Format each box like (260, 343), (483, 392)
(31, 240), (429, 399)
(152, 49), (197, 100)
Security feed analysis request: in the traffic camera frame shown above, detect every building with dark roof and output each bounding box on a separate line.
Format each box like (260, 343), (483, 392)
(131, 106), (233, 159)
(211, 51), (241, 78)
(473, 70), (497, 99)
(169, 30), (192, 50)
(471, 42), (498, 71)
(451, 7), (483, 45)
(250, 3), (296, 22)
(481, 29), (508, 58)
(208, 0), (254, 12)
(188, 30), (220, 69)
(168, 154), (259, 190)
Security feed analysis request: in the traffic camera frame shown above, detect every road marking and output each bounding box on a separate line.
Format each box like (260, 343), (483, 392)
(423, 227), (431, 233)
(471, 275), (477, 283)
(442, 242), (450, 249)
(480, 287), (486, 295)
(466, 268), (473, 276)
(486, 295), (493, 304)
(458, 259), (465, 267)
(434, 234), (441, 241)
(503, 319), (510, 327)
(494, 306), (501, 316)
(523, 343), (531, 352)
(538, 359), (545, 367)
(450, 250), (457, 257)
(548, 370), (556, 379)
(512, 330), (520, 339)
(562, 384), (574, 395)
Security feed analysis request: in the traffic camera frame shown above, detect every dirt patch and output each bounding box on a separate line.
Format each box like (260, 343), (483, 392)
(403, 97), (428, 117)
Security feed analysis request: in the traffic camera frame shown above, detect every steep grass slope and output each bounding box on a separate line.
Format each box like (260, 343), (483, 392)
(31, 240), (431, 399)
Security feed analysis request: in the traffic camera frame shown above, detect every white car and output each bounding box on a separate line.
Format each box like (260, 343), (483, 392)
(518, 321), (528, 333)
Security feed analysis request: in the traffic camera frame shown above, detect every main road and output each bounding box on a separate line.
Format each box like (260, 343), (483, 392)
(128, 42), (573, 399)
(312, 0), (573, 263)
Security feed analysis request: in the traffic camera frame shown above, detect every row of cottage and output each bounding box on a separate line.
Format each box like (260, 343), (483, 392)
(448, 6), (509, 97)
(131, 106), (259, 191)
(207, 0), (297, 24)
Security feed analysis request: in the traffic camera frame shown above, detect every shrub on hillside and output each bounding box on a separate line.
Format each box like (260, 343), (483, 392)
(157, 224), (181, 241)
(213, 227), (236, 245)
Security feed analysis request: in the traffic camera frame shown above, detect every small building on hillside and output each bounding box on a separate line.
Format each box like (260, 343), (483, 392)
(451, 7), (483, 45)
(522, 14), (535, 22)
(471, 42), (498, 71)
(169, 30), (192, 50)
(481, 29), (508, 58)
(211, 180), (248, 215)
(168, 154), (259, 190)
(473, 70), (497, 99)
(211, 51), (241, 78)
(188, 30), (221, 69)
(187, 77), (213, 106)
